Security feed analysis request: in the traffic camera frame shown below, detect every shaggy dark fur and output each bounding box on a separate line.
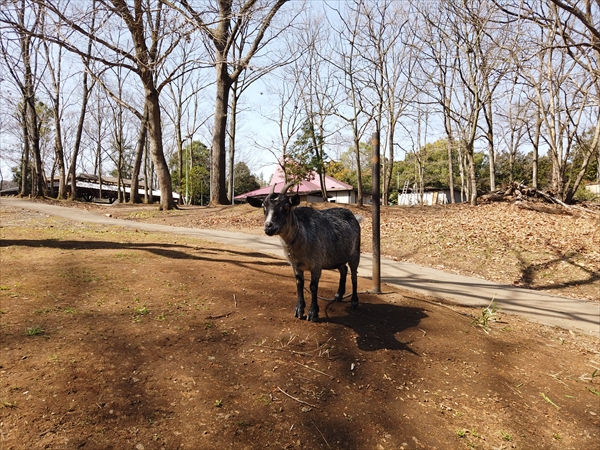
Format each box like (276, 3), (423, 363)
(248, 190), (361, 321)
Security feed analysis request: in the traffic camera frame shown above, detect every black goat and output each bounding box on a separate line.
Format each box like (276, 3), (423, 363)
(248, 182), (361, 321)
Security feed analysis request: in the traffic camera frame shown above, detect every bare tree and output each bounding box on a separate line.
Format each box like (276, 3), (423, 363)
(26, 0), (192, 209)
(225, 22), (295, 203)
(39, 10), (69, 199)
(0, 0), (46, 197)
(163, 38), (212, 204)
(256, 63), (305, 183)
(517, 13), (595, 201)
(327, 2), (371, 205)
(496, 73), (530, 184)
(412, 4), (459, 202)
(67, 4), (97, 201)
(85, 87), (110, 197)
(496, 0), (599, 201)
(413, 0), (519, 203)
(420, 0), (509, 205)
(293, 10), (339, 199)
(476, 4), (517, 193)
(496, 0), (599, 71)
(170, 0), (291, 205)
(354, 0), (416, 205)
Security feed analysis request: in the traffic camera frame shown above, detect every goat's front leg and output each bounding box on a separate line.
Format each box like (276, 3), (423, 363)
(306, 270), (321, 322)
(294, 269), (306, 319)
(349, 261), (359, 310)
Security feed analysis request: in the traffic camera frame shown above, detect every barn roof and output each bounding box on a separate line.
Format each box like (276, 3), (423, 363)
(235, 167), (354, 199)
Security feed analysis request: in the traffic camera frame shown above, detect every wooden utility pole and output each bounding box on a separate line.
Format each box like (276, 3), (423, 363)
(371, 131), (381, 294)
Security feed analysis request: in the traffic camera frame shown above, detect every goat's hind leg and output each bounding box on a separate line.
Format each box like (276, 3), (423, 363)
(306, 270), (321, 322)
(294, 270), (306, 319)
(333, 264), (348, 302)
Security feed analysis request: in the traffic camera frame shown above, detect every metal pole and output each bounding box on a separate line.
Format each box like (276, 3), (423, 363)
(371, 131), (381, 294)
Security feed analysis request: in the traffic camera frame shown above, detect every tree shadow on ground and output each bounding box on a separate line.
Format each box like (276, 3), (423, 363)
(1, 238), (288, 266)
(322, 297), (427, 354)
(513, 246), (600, 292)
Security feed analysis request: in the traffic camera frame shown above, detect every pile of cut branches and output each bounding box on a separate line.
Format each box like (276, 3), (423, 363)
(479, 182), (599, 216)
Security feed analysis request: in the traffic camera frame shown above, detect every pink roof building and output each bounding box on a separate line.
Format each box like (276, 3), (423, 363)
(235, 166), (363, 204)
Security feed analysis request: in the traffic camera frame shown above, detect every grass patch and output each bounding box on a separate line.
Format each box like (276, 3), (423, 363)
(500, 430), (512, 441)
(471, 298), (501, 333)
(587, 387), (600, 396)
(134, 306), (149, 315)
(25, 325), (44, 336)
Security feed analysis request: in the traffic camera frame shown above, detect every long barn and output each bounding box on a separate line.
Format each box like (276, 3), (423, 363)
(49, 173), (179, 204)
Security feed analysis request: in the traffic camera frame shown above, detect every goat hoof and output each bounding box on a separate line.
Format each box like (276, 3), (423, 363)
(295, 307), (304, 319)
(333, 294), (343, 302)
(307, 311), (319, 322)
(351, 297), (359, 310)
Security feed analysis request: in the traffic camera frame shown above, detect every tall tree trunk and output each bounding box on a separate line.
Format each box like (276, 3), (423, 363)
(178, 139), (183, 205)
(145, 88), (175, 210)
(384, 131), (395, 206)
(465, 141), (478, 206)
(95, 134), (103, 200)
(446, 137), (455, 203)
(52, 111), (66, 199)
(21, 22), (45, 197)
(458, 145), (468, 202)
(129, 107), (148, 204)
(312, 122), (328, 200)
(49, 79), (66, 199)
(19, 105), (31, 197)
(42, 34), (66, 199)
(354, 135), (364, 206)
(530, 109), (542, 189)
(483, 97), (495, 192)
(25, 96), (45, 197)
(227, 83), (239, 203)
(68, 4), (95, 200)
(509, 138), (515, 184)
(443, 94), (456, 203)
(116, 122), (124, 203)
(69, 62), (92, 200)
(144, 143), (151, 203)
(211, 61), (232, 206)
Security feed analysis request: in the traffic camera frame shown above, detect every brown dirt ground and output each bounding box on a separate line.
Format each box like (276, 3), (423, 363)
(1, 200), (599, 450)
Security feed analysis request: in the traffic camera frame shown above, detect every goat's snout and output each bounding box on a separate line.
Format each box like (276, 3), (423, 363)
(264, 221), (278, 236)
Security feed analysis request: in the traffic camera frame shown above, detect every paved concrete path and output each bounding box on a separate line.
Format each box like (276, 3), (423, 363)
(2, 197), (598, 338)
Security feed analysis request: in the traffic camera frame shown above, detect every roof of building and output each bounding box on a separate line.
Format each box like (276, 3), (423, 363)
(235, 166), (354, 199)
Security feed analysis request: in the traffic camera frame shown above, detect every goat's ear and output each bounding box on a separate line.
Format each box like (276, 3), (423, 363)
(247, 197), (263, 208)
(289, 194), (301, 207)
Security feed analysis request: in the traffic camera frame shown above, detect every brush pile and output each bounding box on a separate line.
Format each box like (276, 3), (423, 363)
(479, 182), (599, 216)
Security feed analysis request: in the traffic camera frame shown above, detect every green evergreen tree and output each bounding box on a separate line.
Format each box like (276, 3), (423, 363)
(230, 162), (260, 197)
(170, 140), (210, 205)
(283, 120), (327, 186)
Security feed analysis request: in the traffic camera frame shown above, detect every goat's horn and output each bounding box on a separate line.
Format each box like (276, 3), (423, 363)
(281, 181), (295, 195)
(269, 183), (277, 195)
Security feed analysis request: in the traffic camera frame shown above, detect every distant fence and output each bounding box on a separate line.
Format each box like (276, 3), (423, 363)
(398, 189), (464, 206)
